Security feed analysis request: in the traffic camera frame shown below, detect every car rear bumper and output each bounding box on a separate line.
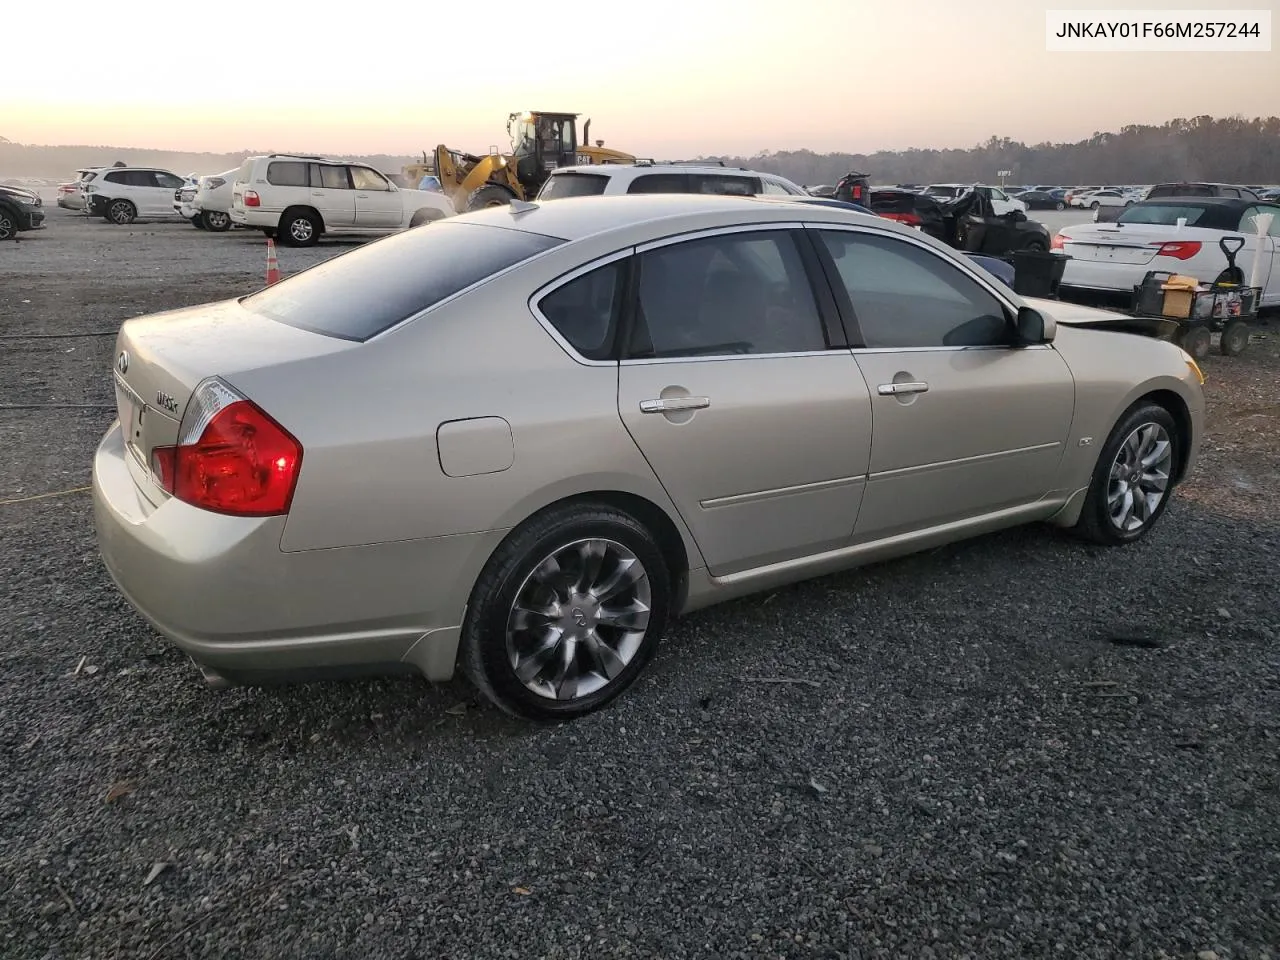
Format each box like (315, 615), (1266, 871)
(92, 420), (496, 684)
(1059, 256), (1151, 293)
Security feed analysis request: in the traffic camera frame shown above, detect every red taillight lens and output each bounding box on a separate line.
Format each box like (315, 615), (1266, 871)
(882, 212), (922, 226)
(1155, 241), (1202, 260)
(244, 190), (261, 207)
(851, 185), (864, 201)
(1051, 234), (1065, 250)
(151, 379), (301, 516)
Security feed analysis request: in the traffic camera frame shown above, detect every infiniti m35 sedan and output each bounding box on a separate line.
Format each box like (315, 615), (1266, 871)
(93, 194), (1205, 720)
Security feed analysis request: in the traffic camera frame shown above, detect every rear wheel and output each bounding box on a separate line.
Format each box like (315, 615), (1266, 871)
(279, 208), (320, 247)
(465, 184), (515, 212)
(1220, 319), (1250, 356)
(1055, 201), (1065, 211)
(201, 209), (232, 232)
(1177, 323), (1212, 360)
(460, 503), (672, 721)
(106, 199), (136, 225)
(1072, 402), (1179, 545)
(0, 209), (14, 241)
(1024, 239), (1047, 252)
(1090, 200), (1100, 210)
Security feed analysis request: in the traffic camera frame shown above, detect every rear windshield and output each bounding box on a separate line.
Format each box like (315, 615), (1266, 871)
(1147, 184), (1213, 198)
(240, 222), (564, 341)
(1118, 204), (1209, 226)
(539, 172), (608, 200)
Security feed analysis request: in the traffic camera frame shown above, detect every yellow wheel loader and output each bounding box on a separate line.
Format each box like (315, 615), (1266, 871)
(405, 111), (634, 214)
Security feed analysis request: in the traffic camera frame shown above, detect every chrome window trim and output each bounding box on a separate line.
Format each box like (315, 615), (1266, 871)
(850, 344), (1052, 355)
(620, 349), (851, 367)
(527, 246), (636, 367)
(633, 220), (805, 254)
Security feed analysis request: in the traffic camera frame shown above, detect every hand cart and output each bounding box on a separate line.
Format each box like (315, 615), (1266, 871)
(1129, 269), (1260, 360)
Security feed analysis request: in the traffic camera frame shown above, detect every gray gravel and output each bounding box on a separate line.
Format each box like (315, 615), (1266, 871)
(2, 208), (1279, 960)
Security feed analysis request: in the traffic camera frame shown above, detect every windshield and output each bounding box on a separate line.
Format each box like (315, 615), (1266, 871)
(241, 222), (564, 341)
(1118, 204), (1209, 226)
(538, 173), (609, 200)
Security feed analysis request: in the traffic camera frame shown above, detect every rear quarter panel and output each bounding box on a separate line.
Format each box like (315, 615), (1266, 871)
(228, 242), (703, 568)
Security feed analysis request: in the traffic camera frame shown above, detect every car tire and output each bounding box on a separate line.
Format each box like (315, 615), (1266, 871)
(1055, 201), (1065, 211)
(465, 184), (515, 212)
(1090, 201), (1101, 210)
(106, 199), (136, 225)
(409, 208), (444, 228)
(1024, 240), (1047, 252)
(279, 208), (320, 247)
(0, 209), (14, 241)
(1072, 401), (1180, 546)
(201, 210), (232, 232)
(1220, 319), (1249, 356)
(1177, 323), (1212, 360)
(191, 216), (206, 229)
(460, 503), (672, 721)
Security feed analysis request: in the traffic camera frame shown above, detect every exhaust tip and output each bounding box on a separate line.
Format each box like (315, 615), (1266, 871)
(194, 659), (232, 690)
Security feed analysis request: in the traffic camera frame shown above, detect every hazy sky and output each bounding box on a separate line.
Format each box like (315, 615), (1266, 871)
(7, 0), (1277, 157)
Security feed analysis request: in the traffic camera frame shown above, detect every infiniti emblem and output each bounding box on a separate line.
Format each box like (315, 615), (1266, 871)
(116, 350), (129, 375)
(571, 608), (587, 627)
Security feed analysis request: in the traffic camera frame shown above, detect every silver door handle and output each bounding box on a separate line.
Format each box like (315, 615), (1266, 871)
(356, 193), (369, 198)
(639, 396), (711, 414)
(877, 381), (930, 396)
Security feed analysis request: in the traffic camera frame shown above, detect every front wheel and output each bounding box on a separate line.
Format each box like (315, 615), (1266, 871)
(1090, 201), (1101, 210)
(0, 210), (14, 241)
(1220, 319), (1249, 356)
(464, 184), (516, 212)
(1055, 201), (1065, 211)
(201, 209), (232, 232)
(1072, 402), (1179, 545)
(460, 504), (672, 721)
(191, 215), (206, 229)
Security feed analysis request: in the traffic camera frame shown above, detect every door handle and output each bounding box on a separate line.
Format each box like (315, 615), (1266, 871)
(356, 193), (369, 198)
(639, 396), (711, 414)
(877, 381), (929, 396)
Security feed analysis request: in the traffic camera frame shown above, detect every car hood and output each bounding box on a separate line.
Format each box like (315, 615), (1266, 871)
(1028, 297), (1180, 340)
(0, 185), (39, 202)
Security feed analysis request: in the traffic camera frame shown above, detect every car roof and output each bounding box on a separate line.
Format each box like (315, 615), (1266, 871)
(551, 163), (765, 178)
(453, 193), (893, 245)
(1122, 197), (1277, 229)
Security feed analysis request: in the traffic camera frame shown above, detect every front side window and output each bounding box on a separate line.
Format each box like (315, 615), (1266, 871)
(351, 167), (390, 191)
(818, 231), (1010, 349)
(760, 179), (791, 196)
(154, 173), (184, 189)
(537, 261), (624, 360)
(628, 230), (827, 359)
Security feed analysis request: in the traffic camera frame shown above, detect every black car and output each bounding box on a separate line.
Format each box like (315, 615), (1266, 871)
(866, 188), (947, 241)
(0, 184), (46, 240)
(940, 189), (1052, 254)
(1146, 182), (1260, 201)
(1013, 189), (1066, 211)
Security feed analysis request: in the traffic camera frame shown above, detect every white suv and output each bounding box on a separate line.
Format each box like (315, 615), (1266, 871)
(230, 154), (455, 246)
(534, 162), (810, 201)
(84, 167), (188, 224)
(174, 168), (237, 231)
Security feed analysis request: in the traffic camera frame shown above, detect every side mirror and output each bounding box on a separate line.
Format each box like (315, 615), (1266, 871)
(1015, 306), (1053, 345)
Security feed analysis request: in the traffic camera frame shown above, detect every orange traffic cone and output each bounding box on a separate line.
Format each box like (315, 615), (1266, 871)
(265, 238), (280, 285)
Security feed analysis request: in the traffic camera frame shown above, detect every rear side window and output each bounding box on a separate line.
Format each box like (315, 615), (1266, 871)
(539, 173), (609, 200)
(319, 165), (350, 190)
(241, 222), (564, 341)
(267, 161), (309, 187)
(1118, 204), (1209, 226)
(537, 261), (624, 360)
(627, 174), (688, 194)
(690, 175), (759, 196)
(104, 171), (127, 184)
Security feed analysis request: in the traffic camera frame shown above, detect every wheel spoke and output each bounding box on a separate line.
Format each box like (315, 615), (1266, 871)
(575, 539), (607, 593)
(597, 600), (650, 631)
(510, 600), (558, 631)
(587, 632), (628, 680)
(1141, 439), (1170, 469)
(593, 558), (645, 604)
(513, 629), (562, 684)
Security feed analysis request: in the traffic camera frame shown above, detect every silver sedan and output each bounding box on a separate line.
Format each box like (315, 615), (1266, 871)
(93, 194), (1206, 720)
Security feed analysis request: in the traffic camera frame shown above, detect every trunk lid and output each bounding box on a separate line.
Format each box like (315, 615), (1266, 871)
(111, 299), (353, 501)
(1060, 223), (1166, 264)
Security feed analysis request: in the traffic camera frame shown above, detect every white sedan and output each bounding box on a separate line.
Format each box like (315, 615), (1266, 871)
(1055, 198), (1280, 308)
(1083, 190), (1132, 210)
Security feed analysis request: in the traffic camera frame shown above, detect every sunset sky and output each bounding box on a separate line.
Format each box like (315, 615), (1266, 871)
(7, 0), (1276, 157)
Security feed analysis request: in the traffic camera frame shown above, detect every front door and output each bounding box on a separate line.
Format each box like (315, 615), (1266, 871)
(351, 166), (403, 228)
(812, 227), (1076, 542)
(616, 226), (873, 576)
(150, 172), (186, 216)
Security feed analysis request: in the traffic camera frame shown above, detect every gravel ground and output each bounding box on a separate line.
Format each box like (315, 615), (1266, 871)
(1, 208), (1278, 960)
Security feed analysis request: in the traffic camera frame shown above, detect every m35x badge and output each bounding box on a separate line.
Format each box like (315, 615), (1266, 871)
(116, 351), (129, 375)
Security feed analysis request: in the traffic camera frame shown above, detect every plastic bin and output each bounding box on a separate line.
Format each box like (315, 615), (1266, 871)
(1009, 250), (1071, 298)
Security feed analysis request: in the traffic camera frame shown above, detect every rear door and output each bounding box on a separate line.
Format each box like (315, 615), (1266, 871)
(308, 163), (355, 227)
(350, 166), (403, 228)
(812, 226), (1076, 541)
(615, 225), (873, 575)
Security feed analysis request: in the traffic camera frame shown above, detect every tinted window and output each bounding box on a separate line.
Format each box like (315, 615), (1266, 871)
(628, 231), (827, 359)
(1118, 204), (1210, 226)
(351, 166), (390, 191)
(627, 173), (688, 194)
(539, 173), (609, 199)
(1149, 184), (1213, 198)
(761, 179), (791, 196)
(320, 166), (350, 189)
(242, 222), (563, 341)
(154, 172), (184, 189)
(690, 174), (759, 196)
(537, 261), (624, 360)
(1241, 205), (1280, 237)
(267, 161), (309, 187)
(819, 231), (1009, 349)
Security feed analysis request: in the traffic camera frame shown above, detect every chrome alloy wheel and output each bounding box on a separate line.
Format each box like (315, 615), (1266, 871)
(505, 538), (652, 701)
(1107, 422), (1173, 532)
(289, 217), (313, 242)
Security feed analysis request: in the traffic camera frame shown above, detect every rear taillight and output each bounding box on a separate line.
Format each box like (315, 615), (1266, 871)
(1051, 234), (1065, 250)
(1154, 241), (1202, 260)
(244, 190), (261, 207)
(882, 212), (922, 226)
(150, 378), (302, 517)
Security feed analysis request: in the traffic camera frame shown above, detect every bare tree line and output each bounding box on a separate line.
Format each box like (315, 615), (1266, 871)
(699, 115), (1280, 186)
